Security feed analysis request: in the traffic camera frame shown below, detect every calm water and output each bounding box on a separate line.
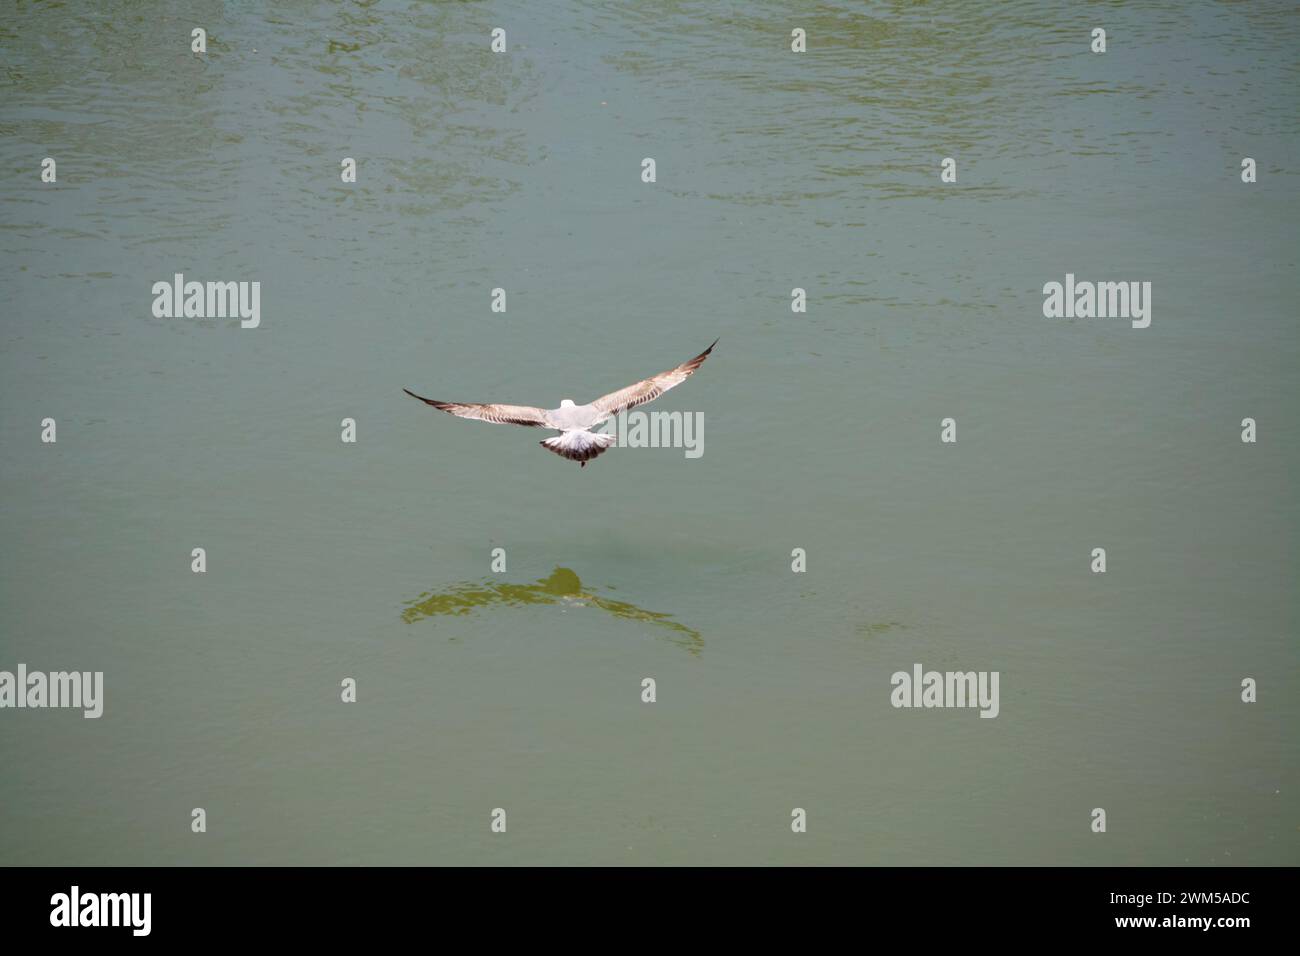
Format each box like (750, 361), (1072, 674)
(1, 0), (1296, 865)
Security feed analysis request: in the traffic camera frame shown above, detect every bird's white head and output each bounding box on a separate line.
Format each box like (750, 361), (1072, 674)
(560, 399), (575, 408)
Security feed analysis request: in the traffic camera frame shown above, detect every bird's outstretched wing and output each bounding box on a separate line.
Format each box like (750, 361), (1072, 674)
(588, 339), (717, 420)
(403, 389), (553, 427)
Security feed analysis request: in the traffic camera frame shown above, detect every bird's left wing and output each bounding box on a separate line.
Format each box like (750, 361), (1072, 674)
(403, 389), (553, 427)
(588, 339), (717, 421)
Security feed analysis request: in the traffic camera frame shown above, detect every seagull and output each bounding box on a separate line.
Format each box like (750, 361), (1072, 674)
(404, 339), (717, 467)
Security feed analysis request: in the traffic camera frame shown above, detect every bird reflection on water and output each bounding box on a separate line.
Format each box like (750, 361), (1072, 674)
(401, 567), (703, 654)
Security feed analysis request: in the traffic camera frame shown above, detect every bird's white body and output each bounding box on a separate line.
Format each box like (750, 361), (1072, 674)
(539, 401), (614, 464)
(549, 398), (603, 432)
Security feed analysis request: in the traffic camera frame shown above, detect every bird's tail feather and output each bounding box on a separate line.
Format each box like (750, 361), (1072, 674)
(540, 431), (616, 464)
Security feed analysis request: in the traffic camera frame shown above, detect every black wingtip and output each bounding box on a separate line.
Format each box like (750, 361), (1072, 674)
(403, 388), (442, 408)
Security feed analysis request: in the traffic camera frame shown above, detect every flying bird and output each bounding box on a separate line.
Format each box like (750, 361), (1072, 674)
(404, 339), (717, 467)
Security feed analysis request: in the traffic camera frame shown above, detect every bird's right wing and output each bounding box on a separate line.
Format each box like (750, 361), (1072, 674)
(588, 339), (717, 420)
(403, 389), (553, 427)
